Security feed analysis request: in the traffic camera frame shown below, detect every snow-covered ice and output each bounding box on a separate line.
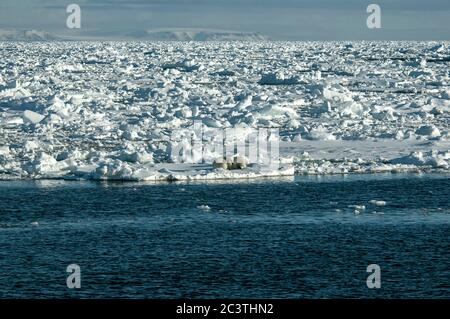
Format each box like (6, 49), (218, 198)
(1, 41), (450, 181)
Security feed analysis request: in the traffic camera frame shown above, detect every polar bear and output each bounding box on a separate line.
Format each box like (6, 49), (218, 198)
(213, 156), (248, 170)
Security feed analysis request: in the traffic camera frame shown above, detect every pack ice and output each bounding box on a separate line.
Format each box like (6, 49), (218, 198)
(1, 41), (450, 181)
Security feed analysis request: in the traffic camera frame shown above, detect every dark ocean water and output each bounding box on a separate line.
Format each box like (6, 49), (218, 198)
(0, 173), (449, 298)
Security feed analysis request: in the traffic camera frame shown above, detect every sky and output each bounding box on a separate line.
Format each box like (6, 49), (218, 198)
(0, 0), (449, 40)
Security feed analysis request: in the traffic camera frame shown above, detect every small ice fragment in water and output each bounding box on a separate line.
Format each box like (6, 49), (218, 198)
(369, 200), (387, 206)
(349, 205), (366, 211)
(31, 221), (39, 226)
(197, 205), (211, 211)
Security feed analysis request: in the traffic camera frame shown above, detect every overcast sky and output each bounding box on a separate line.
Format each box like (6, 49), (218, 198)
(0, 0), (449, 40)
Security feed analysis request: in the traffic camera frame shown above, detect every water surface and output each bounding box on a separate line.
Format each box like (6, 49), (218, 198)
(0, 173), (449, 298)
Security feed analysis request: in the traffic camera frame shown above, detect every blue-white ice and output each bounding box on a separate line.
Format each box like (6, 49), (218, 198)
(0, 41), (450, 180)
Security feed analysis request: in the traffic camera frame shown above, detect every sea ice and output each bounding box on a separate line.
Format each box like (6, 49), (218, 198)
(1, 41), (450, 180)
(23, 110), (45, 124)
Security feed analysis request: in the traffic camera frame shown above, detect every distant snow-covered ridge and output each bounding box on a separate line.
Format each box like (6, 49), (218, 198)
(132, 29), (269, 41)
(0, 29), (62, 41)
(0, 28), (269, 42)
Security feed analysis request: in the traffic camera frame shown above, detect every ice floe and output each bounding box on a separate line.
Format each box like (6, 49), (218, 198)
(1, 41), (450, 181)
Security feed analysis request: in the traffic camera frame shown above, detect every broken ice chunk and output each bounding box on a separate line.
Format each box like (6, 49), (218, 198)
(369, 200), (387, 206)
(23, 110), (45, 124)
(259, 72), (299, 85)
(307, 126), (336, 141)
(416, 125), (441, 138)
(323, 85), (353, 103)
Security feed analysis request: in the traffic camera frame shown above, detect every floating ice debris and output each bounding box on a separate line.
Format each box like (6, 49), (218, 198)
(349, 205), (366, 211)
(197, 205), (211, 211)
(369, 200), (387, 207)
(30, 221), (39, 226)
